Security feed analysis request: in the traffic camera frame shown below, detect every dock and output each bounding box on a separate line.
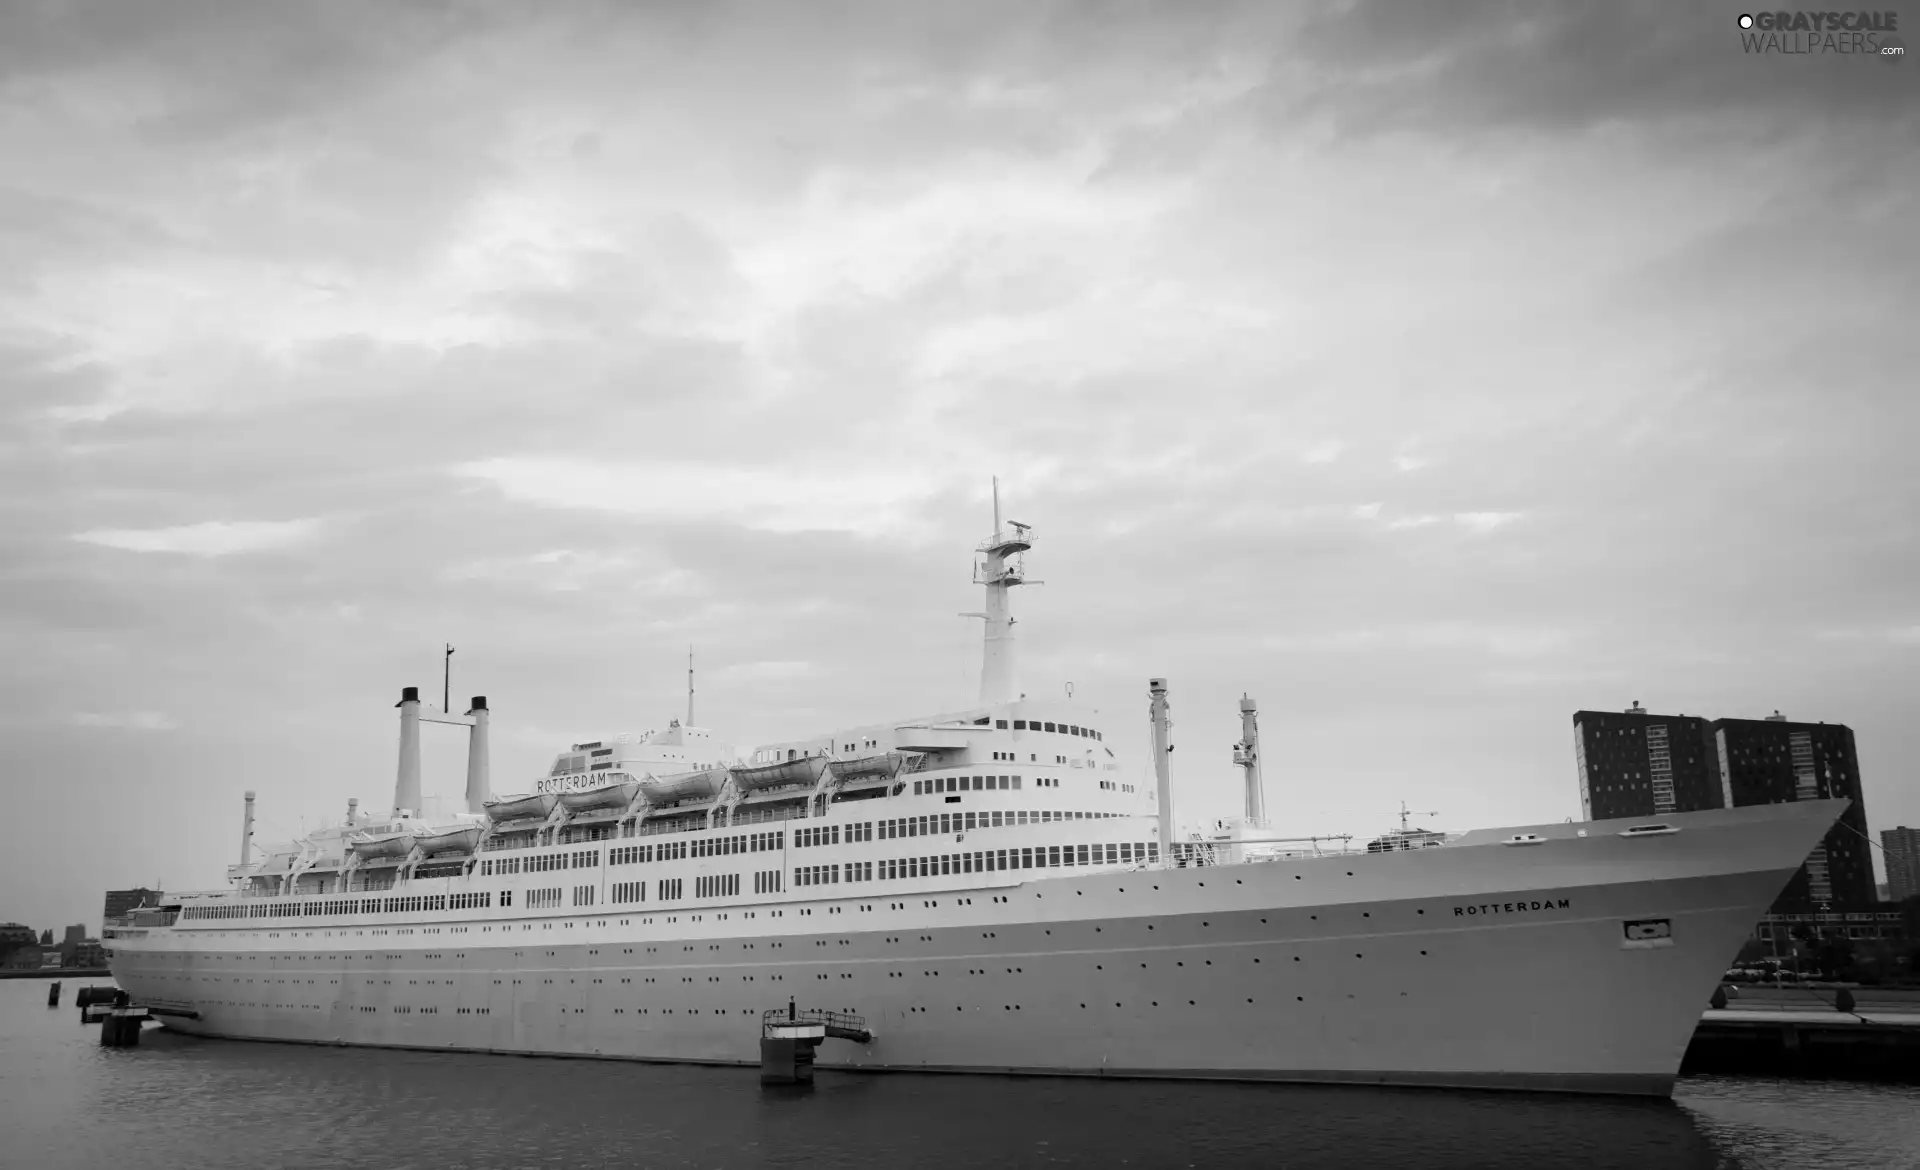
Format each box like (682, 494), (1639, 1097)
(759, 1005), (873, 1084)
(1682, 1008), (1920, 1082)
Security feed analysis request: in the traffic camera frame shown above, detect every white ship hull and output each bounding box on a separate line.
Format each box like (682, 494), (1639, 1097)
(109, 798), (1839, 1096)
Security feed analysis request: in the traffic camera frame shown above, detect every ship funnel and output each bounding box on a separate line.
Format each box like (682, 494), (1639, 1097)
(394, 686), (422, 817)
(1235, 693), (1266, 825)
(1149, 678), (1173, 850)
(347, 797), (359, 825)
(465, 696), (492, 814)
(240, 790), (256, 866)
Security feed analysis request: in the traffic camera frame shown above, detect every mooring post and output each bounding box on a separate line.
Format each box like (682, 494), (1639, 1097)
(47, 980), (61, 1007)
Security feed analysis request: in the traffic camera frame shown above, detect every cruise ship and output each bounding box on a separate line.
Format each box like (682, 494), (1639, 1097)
(106, 498), (1845, 1097)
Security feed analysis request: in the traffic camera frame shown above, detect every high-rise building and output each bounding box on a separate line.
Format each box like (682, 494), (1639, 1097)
(1571, 702), (1720, 820)
(1711, 711), (1873, 912)
(1885, 826), (1920, 903)
(1572, 705), (1876, 914)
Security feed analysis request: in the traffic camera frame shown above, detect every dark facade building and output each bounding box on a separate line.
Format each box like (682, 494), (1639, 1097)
(1712, 712), (1873, 912)
(1573, 705), (1876, 914)
(1881, 826), (1920, 903)
(102, 888), (162, 923)
(1572, 702), (1720, 820)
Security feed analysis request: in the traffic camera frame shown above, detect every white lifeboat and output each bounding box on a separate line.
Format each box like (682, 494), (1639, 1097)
(484, 793), (561, 823)
(558, 778), (644, 814)
(348, 831), (415, 860)
(732, 756), (830, 794)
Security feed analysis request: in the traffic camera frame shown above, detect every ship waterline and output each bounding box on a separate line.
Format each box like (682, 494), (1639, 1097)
(110, 798), (1841, 1096)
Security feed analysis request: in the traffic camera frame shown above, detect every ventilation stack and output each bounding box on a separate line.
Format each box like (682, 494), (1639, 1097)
(240, 790), (256, 865)
(1149, 678), (1174, 850)
(465, 696), (492, 814)
(394, 686), (423, 817)
(1234, 694), (1266, 826)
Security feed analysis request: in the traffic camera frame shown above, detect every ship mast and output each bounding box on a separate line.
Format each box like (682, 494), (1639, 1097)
(968, 477), (1034, 706)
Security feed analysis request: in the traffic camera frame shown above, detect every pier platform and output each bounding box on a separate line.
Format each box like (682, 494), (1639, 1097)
(1682, 1008), (1920, 1082)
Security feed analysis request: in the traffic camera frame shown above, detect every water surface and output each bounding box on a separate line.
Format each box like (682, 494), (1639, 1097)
(3, 980), (1915, 1169)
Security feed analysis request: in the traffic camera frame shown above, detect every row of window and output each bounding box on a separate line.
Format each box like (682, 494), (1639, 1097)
(449, 892), (492, 910)
(480, 849), (600, 876)
(884, 809), (1111, 838)
(696, 874), (741, 898)
(694, 832), (781, 858)
(797, 823), (874, 848)
(753, 870), (784, 895)
(795, 862), (878, 886)
(882, 841), (1156, 878)
(573, 884), (595, 907)
(183, 895), (461, 920)
(610, 881), (646, 904)
(526, 888), (564, 909)
(998, 718), (1102, 740)
(914, 774), (1019, 796)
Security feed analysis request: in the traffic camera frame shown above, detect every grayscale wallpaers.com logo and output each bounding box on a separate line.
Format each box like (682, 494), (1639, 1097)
(1738, 11), (1905, 59)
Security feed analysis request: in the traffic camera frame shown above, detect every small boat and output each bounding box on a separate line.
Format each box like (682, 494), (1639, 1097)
(414, 825), (483, 856)
(347, 832), (414, 860)
(639, 767), (727, 805)
(484, 793), (560, 823)
(558, 778), (644, 814)
(732, 756), (829, 793)
(829, 752), (906, 780)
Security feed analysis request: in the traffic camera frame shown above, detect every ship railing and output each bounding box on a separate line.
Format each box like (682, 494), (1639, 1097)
(762, 1007), (872, 1042)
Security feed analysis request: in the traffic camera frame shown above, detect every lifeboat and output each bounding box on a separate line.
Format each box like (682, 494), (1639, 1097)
(829, 752), (906, 781)
(348, 832), (415, 860)
(731, 756), (830, 794)
(484, 793), (560, 823)
(639, 766), (727, 805)
(414, 825), (482, 856)
(559, 778), (644, 814)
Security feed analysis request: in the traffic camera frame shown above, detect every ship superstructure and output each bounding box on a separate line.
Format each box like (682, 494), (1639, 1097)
(106, 496), (1845, 1097)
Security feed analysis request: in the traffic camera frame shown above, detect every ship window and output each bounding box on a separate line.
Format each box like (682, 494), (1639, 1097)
(1078, 845), (1090, 865)
(1013, 720), (1027, 730)
(996, 720), (1008, 729)
(1048, 846), (1061, 867)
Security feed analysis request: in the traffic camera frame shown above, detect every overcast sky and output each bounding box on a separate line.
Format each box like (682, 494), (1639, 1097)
(2, 1), (1914, 932)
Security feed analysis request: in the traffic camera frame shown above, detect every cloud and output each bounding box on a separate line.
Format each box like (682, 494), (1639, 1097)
(711, 660), (818, 684)
(71, 710), (179, 731)
(455, 457), (951, 535)
(71, 518), (324, 556)
(1454, 512), (1522, 533)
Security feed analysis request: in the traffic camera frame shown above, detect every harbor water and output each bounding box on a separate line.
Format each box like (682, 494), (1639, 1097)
(2, 980), (1916, 1169)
